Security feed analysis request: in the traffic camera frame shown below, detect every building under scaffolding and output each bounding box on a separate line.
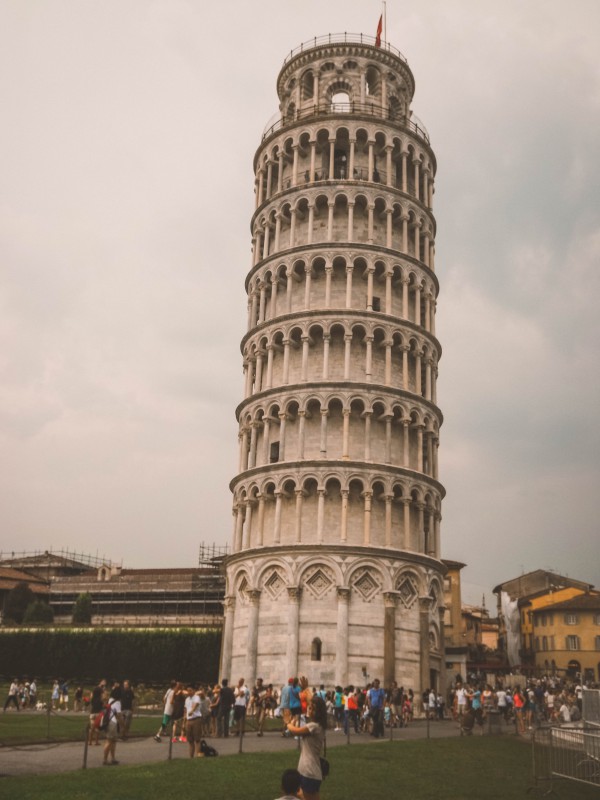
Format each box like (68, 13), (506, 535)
(0, 546), (227, 627)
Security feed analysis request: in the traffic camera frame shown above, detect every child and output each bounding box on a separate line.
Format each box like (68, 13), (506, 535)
(275, 768), (302, 799)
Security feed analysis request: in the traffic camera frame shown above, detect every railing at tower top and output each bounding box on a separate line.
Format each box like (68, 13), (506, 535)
(282, 33), (408, 66)
(262, 102), (430, 145)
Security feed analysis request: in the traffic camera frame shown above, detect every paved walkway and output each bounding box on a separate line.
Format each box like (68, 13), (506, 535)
(0, 719), (476, 778)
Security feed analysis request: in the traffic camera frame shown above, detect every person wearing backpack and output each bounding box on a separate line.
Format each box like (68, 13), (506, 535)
(102, 685), (122, 766)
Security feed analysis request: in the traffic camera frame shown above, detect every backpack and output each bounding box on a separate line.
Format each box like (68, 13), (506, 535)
(94, 704), (112, 731)
(199, 739), (218, 757)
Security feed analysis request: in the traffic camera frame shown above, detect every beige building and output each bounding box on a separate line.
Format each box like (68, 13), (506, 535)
(494, 569), (594, 670)
(221, 32), (446, 692)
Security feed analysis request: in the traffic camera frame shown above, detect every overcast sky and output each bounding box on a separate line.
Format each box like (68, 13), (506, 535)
(1, 1), (599, 607)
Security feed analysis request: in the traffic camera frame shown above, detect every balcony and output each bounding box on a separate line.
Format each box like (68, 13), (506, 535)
(262, 102), (430, 145)
(282, 33), (408, 67)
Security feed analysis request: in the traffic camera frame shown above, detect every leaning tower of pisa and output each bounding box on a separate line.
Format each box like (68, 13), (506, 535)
(221, 33), (446, 694)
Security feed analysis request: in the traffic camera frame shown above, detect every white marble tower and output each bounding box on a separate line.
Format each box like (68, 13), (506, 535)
(221, 33), (446, 693)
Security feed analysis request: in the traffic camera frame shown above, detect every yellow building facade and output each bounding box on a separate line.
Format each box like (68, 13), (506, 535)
(530, 593), (600, 682)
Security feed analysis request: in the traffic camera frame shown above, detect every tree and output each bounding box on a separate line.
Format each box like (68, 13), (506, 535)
(3, 582), (36, 624)
(23, 600), (54, 624)
(72, 592), (93, 624)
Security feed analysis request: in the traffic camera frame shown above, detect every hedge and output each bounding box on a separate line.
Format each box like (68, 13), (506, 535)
(0, 628), (222, 684)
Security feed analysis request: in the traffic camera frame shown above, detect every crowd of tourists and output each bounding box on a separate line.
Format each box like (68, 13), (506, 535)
(448, 675), (588, 735)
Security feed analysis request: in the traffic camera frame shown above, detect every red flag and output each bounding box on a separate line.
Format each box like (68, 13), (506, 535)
(375, 14), (383, 47)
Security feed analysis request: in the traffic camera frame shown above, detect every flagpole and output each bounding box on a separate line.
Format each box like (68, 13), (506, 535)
(383, 1), (387, 46)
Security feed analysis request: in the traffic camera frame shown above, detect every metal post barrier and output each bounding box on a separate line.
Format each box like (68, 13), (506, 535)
(82, 722), (90, 769)
(168, 720), (174, 761)
(426, 709), (430, 739)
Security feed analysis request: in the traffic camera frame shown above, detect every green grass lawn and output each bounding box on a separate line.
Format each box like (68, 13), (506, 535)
(3, 737), (599, 800)
(0, 712), (160, 745)
(0, 711), (282, 745)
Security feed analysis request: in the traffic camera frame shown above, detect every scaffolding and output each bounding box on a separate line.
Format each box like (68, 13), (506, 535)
(0, 547), (116, 570)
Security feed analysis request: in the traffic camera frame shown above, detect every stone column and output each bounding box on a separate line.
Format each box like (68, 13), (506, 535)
(385, 145), (393, 187)
(413, 158), (420, 201)
(289, 208), (296, 248)
(294, 489), (304, 544)
(220, 596), (236, 680)
(309, 141), (316, 181)
(234, 504), (245, 552)
(383, 592), (398, 688)
(401, 151), (408, 192)
(324, 266), (333, 308)
(262, 223), (270, 260)
(414, 284), (421, 326)
(416, 424), (424, 471)
(257, 167), (264, 205)
(319, 410), (328, 457)
(385, 271), (392, 314)
(265, 346), (274, 389)
(366, 267), (374, 310)
(416, 502), (425, 552)
(344, 334), (352, 379)
(297, 410), (306, 459)
(349, 138), (356, 176)
(363, 410), (372, 461)
(245, 589), (261, 685)
(282, 338), (290, 384)
(401, 346), (409, 391)
(402, 498), (411, 549)
(278, 413), (287, 461)
(248, 422), (258, 469)
(384, 494), (393, 547)
(368, 141), (374, 181)
(401, 277), (409, 318)
(342, 408), (351, 460)
(384, 341), (392, 384)
(363, 490), (372, 545)
(335, 587), (351, 687)
(265, 160), (273, 199)
(402, 419), (410, 468)
(277, 152), (284, 193)
(286, 587), (302, 678)
(419, 596), (433, 693)
(273, 491), (282, 544)
(307, 204), (314, 244)
(256, 493), (266, 547)
(301, 336), (310, 381)
(384, 415), (392, 463)
(322, 334), (330, 378)
(327, 202), (334, 241)
(316, 488), (326, 543)
(340, 488), (349, 542)
(345, 265), (353, 308)
(254, 351), (264, 393)
(347, 201), (354, 241)
(292, 145), (299, 186)
(242, 498), (254, 549)
(328, 140), (335, 179)
(286, 268), (294, 313)
(386, 208), (393, 248)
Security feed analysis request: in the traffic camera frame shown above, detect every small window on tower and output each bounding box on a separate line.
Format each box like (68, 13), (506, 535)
(372, 296), (381, 312)
(311, 637), (322, 661)
(270, 442), (280, 463)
